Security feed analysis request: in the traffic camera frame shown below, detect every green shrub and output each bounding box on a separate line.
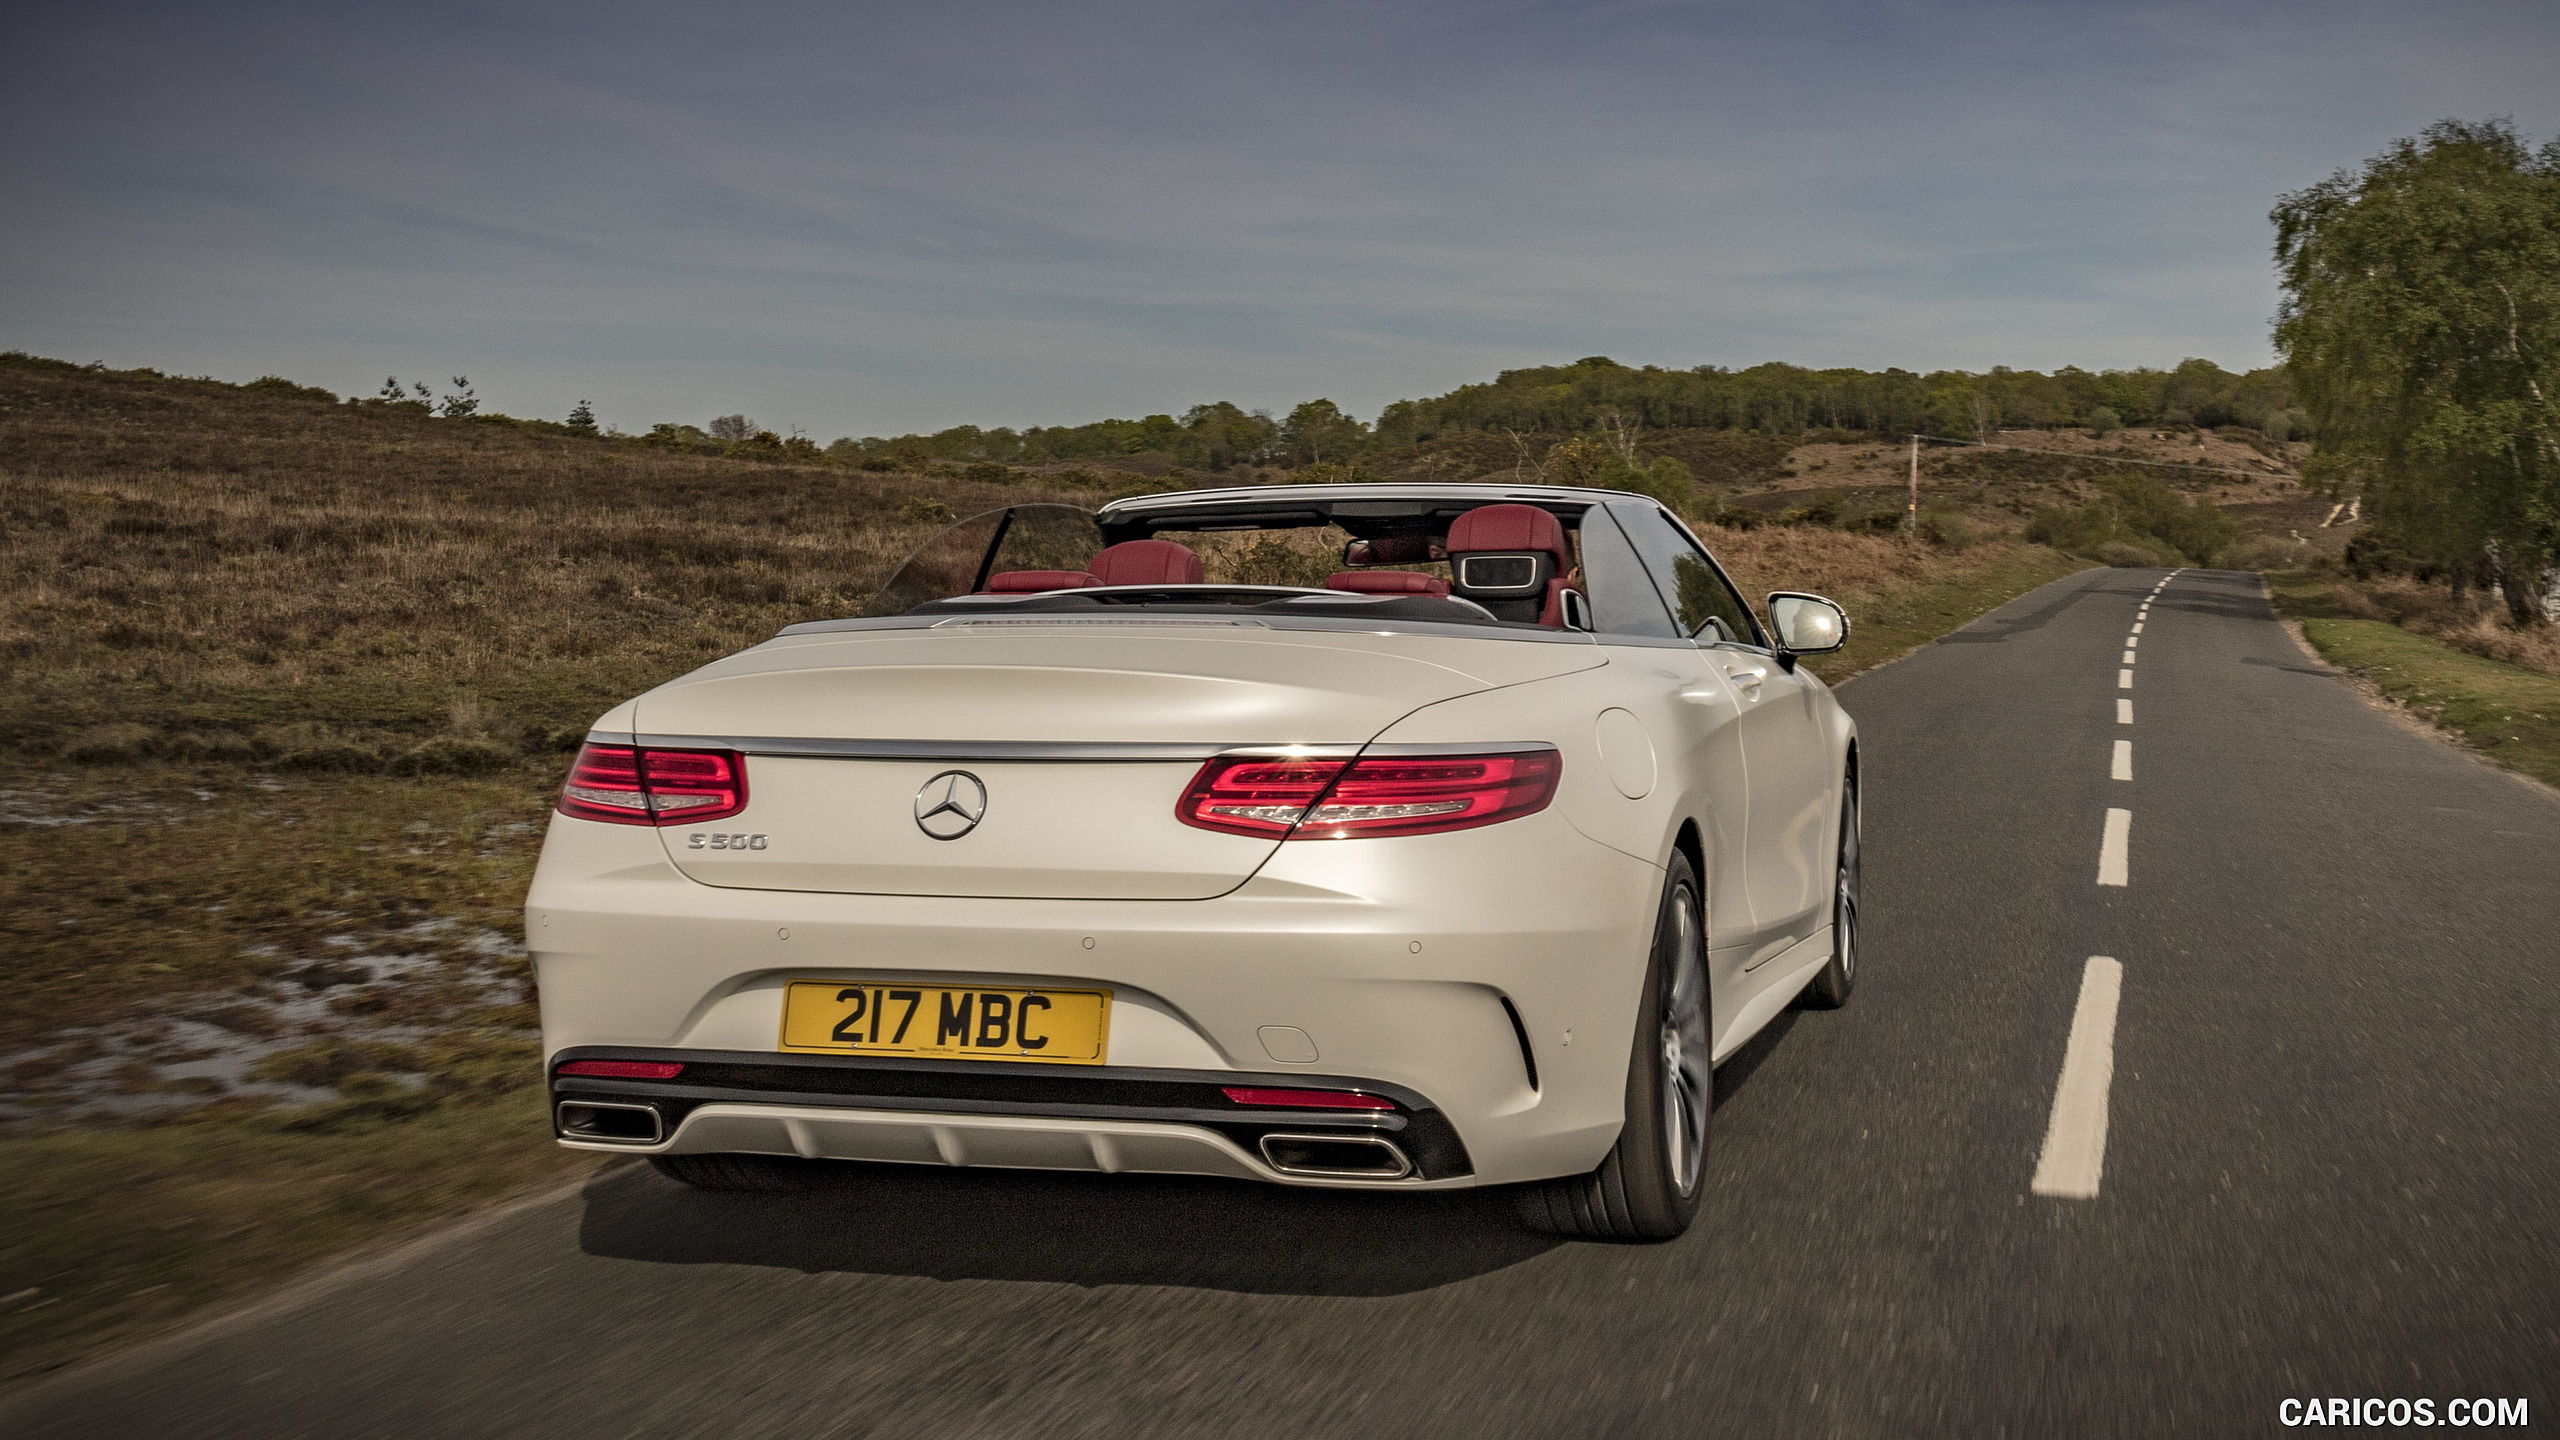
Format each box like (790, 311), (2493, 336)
(246, 376), (339, 403)
(2023, 473), (2237, 564)
(2093, 538), (2183, 568)
(2222, 535), (2305, 571)
(1596, 453), (1697, 510)
(1917, 507), (1978, 548)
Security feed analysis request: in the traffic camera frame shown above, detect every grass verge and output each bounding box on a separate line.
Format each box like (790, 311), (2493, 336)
(0, 1089), (608, 1384)
(1802, 542), (2094, 682)
(2270, 572), (2560, 790)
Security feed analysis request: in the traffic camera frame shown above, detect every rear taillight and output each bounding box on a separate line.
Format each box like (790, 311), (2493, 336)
(556, 1060), (685, 1079)
(1177, 748), (1558, 840)
(557, 743), (748, 826)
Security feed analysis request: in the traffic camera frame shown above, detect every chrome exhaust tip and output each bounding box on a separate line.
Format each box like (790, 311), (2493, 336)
(1258, 1133), (1413, 1179)
(556, 1100), (664, 1145)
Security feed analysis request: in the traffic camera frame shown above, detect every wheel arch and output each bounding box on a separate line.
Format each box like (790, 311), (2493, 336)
(1671, 818), (1706, 903)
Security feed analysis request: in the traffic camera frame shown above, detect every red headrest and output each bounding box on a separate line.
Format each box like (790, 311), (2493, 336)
(1445, 504), (1569, 566)
(1090, 539), (1204, 586)
(1326, 570), (1449, 597)
(986, 570), (1103, 593)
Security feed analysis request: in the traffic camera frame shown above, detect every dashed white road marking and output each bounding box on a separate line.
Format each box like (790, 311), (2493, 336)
(2121, 649), (2137, 664)
(2098, 808), (2131, 885)
(2111, 740), (2132, 781)
(2131, 621), (2143, 634)
(2118, 669), (2133, 689)
(2031, 956), (2125, 1200)
(2126, 635), (2139, 648)
(2117, 699), (2133, 724)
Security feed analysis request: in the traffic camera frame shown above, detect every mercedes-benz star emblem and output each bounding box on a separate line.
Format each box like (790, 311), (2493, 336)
(914, 770), (989, 841)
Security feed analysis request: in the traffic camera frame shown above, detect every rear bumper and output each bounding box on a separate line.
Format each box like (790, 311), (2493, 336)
(528, 806), (1665, 1186)
(550, 1049), (1471, 1187)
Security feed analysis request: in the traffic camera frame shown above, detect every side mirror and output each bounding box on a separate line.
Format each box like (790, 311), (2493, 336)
(1767, 592), (1849, 654)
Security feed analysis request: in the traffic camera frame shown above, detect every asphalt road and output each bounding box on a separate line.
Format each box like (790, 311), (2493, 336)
(11, 567), (2557, 1438)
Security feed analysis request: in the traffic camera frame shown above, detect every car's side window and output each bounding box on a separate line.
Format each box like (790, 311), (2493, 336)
(1614, 504), (1764, 647)
(1572, 509), (1681, 639)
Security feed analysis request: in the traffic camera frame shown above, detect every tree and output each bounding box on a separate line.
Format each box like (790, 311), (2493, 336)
(437, 376), (478, 419)
(708, 413), (755, 442)
(2274, 119), (2560, 626)
(566, 399), (597, 434)
(1279, 399), (1368, 465)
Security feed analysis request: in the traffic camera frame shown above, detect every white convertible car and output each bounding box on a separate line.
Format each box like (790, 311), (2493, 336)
(528, 483), (1858, 1238)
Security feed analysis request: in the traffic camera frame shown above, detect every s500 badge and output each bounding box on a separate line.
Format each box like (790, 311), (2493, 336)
(686, 833), (769, 850)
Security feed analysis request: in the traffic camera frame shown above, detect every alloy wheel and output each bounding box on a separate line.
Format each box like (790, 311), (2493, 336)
(1658, 884), (1711, 1197)
(1836, 789), (1860, 982)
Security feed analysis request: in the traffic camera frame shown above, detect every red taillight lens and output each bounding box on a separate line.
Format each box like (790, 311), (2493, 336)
(556, 1060), (685, 1079)
(1178, 749), (1558, 840)
(556, 744), (747, 826)
(1176, 756), (1353, 838)
(1221, 1086), (1397, 1110)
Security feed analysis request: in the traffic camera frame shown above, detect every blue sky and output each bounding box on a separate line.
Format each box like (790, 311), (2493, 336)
(4, 1), (2554, 440)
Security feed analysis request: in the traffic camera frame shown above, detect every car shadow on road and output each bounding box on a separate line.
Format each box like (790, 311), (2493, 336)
(575, 1152), (1558, 1298)
(1712, 1008), (1799, 1104)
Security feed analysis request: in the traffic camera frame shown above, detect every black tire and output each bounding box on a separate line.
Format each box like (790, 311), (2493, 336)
(1796, 775), (1859, 1010)
(648, 1152), (814, 1192)
(1518, 853), (1710, 1240)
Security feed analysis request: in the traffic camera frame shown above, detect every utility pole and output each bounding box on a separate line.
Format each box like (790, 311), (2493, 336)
(1907, 434), (1920, 536)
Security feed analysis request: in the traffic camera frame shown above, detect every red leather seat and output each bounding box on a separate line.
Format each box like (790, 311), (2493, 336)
(1325, 570), (1450, 597)
(985, 570), (1103, 593)
(1089, 539), (1204, 586)
(1444, 504), (1578, 626)
(1446, 503), (1569, 560)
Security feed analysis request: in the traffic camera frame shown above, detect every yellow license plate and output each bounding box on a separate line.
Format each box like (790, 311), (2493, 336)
(779, 980), (1109, 1064)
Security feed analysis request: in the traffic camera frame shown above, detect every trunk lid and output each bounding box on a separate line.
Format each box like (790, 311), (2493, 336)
(631, 622), (1598, 899)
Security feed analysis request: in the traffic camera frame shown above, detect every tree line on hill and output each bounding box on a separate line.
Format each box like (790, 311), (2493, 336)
(828, 357), (2301, 472)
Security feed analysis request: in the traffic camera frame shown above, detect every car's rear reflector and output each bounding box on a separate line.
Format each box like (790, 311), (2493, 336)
(1221, 1086), (1397, 1110)
(1178, 749), (1558, 839)
(556, 1059), (686, 1080)
(557, 744), (747, 827)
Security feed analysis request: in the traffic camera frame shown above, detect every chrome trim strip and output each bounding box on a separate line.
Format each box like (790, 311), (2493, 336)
(596, 734), (1367, 762)
(1358, 741), (1562, 757)
(588, 734), (1559, 763)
